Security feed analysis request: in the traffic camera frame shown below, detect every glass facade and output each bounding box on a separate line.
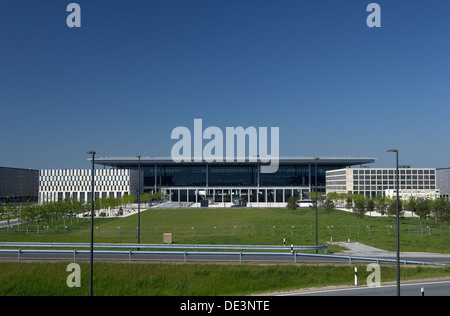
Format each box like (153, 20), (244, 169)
(95, 157), (375, 204)
(159, 166), (206, 187)
(209, 165), (257, 186)
(132, 166), (207, 187)
(120, 163), (349, 188)
(259, 165), (334, 187)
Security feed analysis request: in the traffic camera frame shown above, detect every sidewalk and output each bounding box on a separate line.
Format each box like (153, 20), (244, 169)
(335, 207), (417, 218)
(332, 241), (450, 259)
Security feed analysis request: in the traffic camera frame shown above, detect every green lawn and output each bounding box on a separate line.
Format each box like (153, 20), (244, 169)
(1, 261), (449, 296)
(1, 207), (450, 253)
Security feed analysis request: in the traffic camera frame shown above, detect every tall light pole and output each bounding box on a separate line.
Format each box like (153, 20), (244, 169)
(314, 157), (319, 253)
(87, 150), (96, 297)
(387, 149), (400, 296)
(137, 155), (141, 247)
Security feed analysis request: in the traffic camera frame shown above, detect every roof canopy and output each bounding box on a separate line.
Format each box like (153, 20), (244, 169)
(93, 156), (376, 167)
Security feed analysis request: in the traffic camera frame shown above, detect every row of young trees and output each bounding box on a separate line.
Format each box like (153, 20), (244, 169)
(327, 192), (450, 224)
(0, 192), (164, 234)
(287, 192), (450, 225)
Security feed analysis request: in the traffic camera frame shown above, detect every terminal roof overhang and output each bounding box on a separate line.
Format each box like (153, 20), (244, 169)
(93, 156), (376, 167)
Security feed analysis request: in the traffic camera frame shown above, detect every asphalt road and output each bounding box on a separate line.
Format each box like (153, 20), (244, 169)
(281, 279), (450, 296)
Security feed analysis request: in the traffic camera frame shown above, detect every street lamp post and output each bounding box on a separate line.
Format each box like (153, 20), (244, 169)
(87, 150), (96, 297)
(137, 155), (141, 247)
(314, 157), (319, 253)
(387, 149), (400, 296)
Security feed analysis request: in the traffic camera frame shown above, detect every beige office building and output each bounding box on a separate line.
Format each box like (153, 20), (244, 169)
(326, 167), (438, 199)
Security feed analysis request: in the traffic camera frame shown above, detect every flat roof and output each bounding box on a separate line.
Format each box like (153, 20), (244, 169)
(0, 166), (38, 172)
(94, 156), (376, 167)
(326, 167), (436, 172)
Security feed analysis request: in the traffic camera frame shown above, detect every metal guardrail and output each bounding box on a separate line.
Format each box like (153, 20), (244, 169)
(0, 242), (328, 253)
(0, 242), (446, 265)
(299, 252), (447, 266)
(0, 248), (446, 265)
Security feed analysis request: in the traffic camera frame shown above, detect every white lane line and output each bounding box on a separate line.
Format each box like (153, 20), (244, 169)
(278, 279), (450, 296)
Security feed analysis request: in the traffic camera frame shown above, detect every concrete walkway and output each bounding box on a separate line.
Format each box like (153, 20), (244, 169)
(335, 207), (417, 218)
(333, 241), (450, 260)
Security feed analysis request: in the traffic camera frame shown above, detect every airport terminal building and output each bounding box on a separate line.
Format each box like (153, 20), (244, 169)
(93, 156), (375, 207)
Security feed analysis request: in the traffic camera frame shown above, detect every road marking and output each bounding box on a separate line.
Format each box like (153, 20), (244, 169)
(279, 279), (450, 296)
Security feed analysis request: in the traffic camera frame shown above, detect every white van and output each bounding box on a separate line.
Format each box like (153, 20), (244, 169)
(297, 200), (313, 208)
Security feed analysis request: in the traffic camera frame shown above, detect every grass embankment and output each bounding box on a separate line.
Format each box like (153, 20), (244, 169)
(1, 261), (449, 296)
(1, 208), (449, 253)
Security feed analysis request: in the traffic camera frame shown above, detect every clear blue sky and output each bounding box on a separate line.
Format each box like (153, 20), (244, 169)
(1, 0), (449, 169)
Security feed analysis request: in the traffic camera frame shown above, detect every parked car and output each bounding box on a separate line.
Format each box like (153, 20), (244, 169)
(297, 200), (313, 208)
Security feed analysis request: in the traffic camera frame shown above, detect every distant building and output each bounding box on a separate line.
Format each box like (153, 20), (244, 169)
(39, 169), (142, 204)
(38, 155), (377, 207)
(93, 156), (375, 207)
(436, 168), (450, 199)
(326, 167), (438, 199)
(0, 167), (39, 203)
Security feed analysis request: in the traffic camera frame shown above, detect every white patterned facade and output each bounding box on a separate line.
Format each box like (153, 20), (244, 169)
(39, 169), (142, 204)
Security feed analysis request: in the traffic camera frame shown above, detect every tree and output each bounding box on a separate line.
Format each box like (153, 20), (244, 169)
(46, 200), (66, 231)
(20, 203), (35, 235)
(108, 196), (122, 215)
(286, 196), (298, 210)
(140, 193), (153, 204)
(366, 198), (375, 216)
(326, 192), (340, 202)
(8, 204), (20, 231)
(0, 204), (5, 223)
(308, 191), (324, 208)
(94, 198), (103, 212)
(122, 193), (136, 207)
(373, 195), (386, 216)
(60, 199), (72, 229)
(345, 196), (353, 211)
(40, 202), (52, 229)
(405, 196), (417, 216)
(414, 197), (431, 226)
(431, 197), (450, 226)
(353, 198), (367, 226)
(153, 192), (164, 203)
(69, 200), (85, 223)
(33, 203), (44, 234)
(0, 204), (13, 231)
(387, 196), (403, 222)
(324, 197), (335, 216)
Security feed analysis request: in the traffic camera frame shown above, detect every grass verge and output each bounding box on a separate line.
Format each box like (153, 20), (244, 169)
(1, 261), (449, 296)
(1, 208), (450, 254)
